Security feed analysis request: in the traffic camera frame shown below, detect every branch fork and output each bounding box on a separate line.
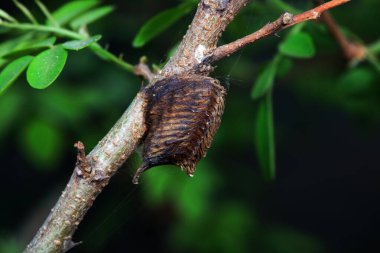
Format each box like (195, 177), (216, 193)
(203, 0), (350, 66)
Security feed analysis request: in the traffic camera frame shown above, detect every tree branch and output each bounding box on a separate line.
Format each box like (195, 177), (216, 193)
(313, 0), (366, 61)
(25, 95), (147, 253)
(24, 1), (250, 252)
(133, 57), (156, 82)
(205, 0), (350, 64)
(159, 0), (250, 78)
(24, 0), (350, 252)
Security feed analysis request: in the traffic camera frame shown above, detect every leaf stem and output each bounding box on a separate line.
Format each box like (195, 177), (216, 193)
(0, 22), (82, 39)
(0, 22), (134, 72)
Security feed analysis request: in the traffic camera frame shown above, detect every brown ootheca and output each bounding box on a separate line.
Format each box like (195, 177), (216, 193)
(132, 74), (226, 184)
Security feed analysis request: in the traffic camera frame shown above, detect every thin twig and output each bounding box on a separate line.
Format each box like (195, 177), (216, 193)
(0, 22), (135, 72)
(205, 0), (350, 64)
(313, 0), (366, 61)
(134, 57), (156, 82)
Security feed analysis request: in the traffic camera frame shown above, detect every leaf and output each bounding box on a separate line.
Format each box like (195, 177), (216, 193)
(276, 57), (293, 78)
(254, 91), (276, 180)
(367, 52), (380, 73)
(51, 0), (99, 26)
(2, 37), (56, 59)
(0, 55), (33, 94)
(20, 119), (63, 170)
(251, 56), (280, 100)
(70, 6), (114, 29)
(338, 68), (375, 95)
(0, 92), (21, 139)
(0, 9), (17, 23)
(0, 33), (34, 58)
(142, 161), (217, 221)
(132, 2), (195, 48)
(368, 39), (380, 54)
(26, 46), (68, 89)
(279, 32), (316, 58)
(269, 0), (300, 13)
(63, 35), (101, 51)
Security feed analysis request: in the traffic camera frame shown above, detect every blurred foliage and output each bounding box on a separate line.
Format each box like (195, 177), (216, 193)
(0, 0), (380, 253)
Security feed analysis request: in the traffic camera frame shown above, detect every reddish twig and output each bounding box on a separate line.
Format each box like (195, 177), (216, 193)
(205, 0), (351, 64)
(313, 0), (366, 61)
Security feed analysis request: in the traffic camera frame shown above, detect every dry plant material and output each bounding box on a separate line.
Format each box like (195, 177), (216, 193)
(133, 75), (226, 184)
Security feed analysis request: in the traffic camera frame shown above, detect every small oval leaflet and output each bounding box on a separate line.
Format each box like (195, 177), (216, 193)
(0, 55), (33, 95)
(279, 32), (316, 58)
(26, 46), (68, 89)
(63, 35), (102, 51)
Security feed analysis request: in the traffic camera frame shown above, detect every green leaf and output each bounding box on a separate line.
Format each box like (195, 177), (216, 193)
(132, 2), (195, 48)
(276, 57), (293, 78)
(0, 55), (33, 94)
(26, 46), (68, 89)
(0, 92), (21, 139)
(254, 91), (276, 180)
(2, 37), (56, 59)
(0, 9), (18, 23)
(269, 0), (300, 13)
(63, 35), (101, 51)
(20, 119), (63, 170)
(70, 6), (114, 29)
(51, 0), (99, 26)
(367, 52), (380, 73)
(279, 32), (316, 58)
(0, 33), (34, 58)
(251, 56), (280, 100)
(265, 226), (324, 253)
(338, 68), (375, 95)
(368, 39), (380, 54)
(0, 236), (22, 253)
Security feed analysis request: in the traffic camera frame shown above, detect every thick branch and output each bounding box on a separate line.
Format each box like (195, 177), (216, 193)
(159, 0), (250, 77)
(206, 0), (350, 63)
(25, 94), (147, 253)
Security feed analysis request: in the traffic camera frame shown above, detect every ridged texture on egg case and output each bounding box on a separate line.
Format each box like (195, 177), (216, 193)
(132, 75), (226, 184)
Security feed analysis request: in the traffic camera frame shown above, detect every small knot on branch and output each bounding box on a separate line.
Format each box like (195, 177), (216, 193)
(134, 56), (155, 82)
(62, 240), (82, 253)
(282, 12), (294, 25)
(74, 141), (92, 178)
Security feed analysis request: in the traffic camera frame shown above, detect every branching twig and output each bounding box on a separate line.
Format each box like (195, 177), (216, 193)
(313, 0), (366, 61)
(0, 21), (135, 72)
(134, 57), (156, 82)
(205, 0), (350, 64)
